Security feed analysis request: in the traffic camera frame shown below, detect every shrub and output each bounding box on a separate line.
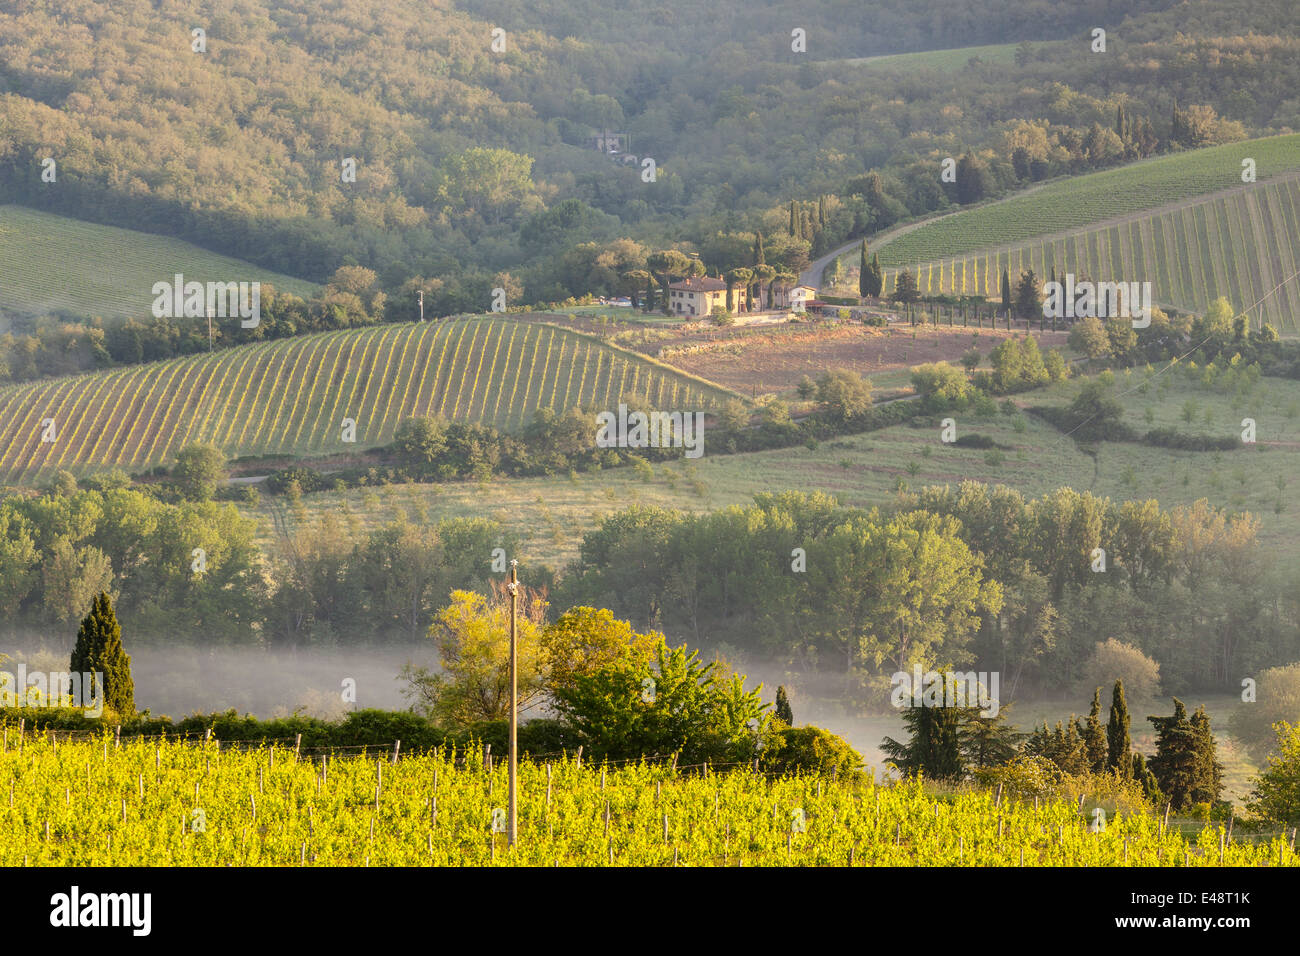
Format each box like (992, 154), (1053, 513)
(1076, 639), (1161, 702)
(759, 725), (864, 779)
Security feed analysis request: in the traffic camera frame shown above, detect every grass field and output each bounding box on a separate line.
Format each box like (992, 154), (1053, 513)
(0, 317), (735, 484)
(0, 206), (319, 323)
(253, 368), (1300, 572)
(0, 734), (1287, 865)
(834, 42), (1024, 71)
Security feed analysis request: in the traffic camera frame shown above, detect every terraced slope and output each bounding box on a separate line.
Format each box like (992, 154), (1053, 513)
(0, 318), (734, 485)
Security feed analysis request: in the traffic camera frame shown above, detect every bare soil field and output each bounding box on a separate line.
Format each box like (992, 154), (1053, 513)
(526, 310), (1072, 397)
(658, 322), (1072, 396)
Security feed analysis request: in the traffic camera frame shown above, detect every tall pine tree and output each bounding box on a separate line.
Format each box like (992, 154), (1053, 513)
(70, 592), (134, 717)
(753, 231), (765, 266)
(1000, 267), (1012, 315)
(1107, 680), (1133, 778)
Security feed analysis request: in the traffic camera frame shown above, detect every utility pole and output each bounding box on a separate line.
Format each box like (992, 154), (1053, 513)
(507, 559), (519, 846)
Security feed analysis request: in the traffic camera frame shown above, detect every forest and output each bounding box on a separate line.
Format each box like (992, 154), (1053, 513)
(1, 0), (1297, 339)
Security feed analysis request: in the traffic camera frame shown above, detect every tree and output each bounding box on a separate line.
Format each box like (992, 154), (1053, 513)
(753, 230), (765, 266)
(858, 240), (870, 297)
(955, 153), (993, 204)
(392, 417), (448, 473)
(1000, 268), (1012, 315)
(1229, 663), (1300, 760)
(620, 270), (651, 310)
(1148, 698), (1199, 811)
(910, 361), (972, 411)
(1082, 687), (1108, 773)
(1107, 680), (1133, 778)
(1013, 270), (1041, 320)
(435, 147), (537, 226)
(172, 443), (226, 501)
(540, 606), (660, 697)
(401, 588), (548, 726)
(647, 250), (691, 315)
(881, 703), (964, 780)
(550, 636), (768, 764)
(775, 685), (794, 725)
(814, 369), (873, 420)
(1190, 704), (1224, 805)
(891, 269), (920, 304)
(1132, 752), (1162, 802)
(752, 264), (776, 311)
(726, 267), (752, 313)
(1069, 316), (1111, 360)
(865, 253), (884, 298)
(69, 591), (134, 716)
(960, 707), (1023, 769)
(43, 537), (114, 626)
(1246, 722), (1300, 825)
(1078, 641), (1160, 705)
(1065, 380), (1128, 441)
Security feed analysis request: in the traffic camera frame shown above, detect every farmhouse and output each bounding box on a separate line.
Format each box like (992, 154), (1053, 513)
(774, 284), (818, 310)
(668, 277), (747, 317)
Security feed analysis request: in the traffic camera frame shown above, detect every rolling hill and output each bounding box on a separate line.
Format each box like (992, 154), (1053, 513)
(862, 136), (1300, 330)
(0, 317), (734, 485)
(0, 206), (320, 325)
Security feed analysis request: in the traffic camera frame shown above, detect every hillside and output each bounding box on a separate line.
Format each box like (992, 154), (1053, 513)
(0, 317), (733, 484)
(0, 206), (320, 325)
(824, 136), (1300, 330)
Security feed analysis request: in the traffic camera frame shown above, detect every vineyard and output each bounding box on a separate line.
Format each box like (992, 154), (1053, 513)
(0, 733), (1293, 866)
(0, 205), (319, 323)
(0, 318), (733, 485)
(880, 170), (1300, 332)
(873, 135), (1300, 267)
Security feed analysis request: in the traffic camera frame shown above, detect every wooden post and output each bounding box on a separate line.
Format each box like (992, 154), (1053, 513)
(546, 763), (553, 810)
(294, 733), (301, 759)
(575, 745), (582, 769)
(508, 560), (519, 846)
(392, 740), (401, 764)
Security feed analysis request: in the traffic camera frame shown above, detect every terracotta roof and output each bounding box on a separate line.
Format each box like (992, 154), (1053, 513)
(668, 277), (728, 292)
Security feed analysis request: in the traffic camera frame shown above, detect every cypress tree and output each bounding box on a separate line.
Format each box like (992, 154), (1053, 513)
(1132, 752), (1162, 803)
(753, 231), (765, 266)
(775, 685), (794, 725)
(1190, 705), (1224, 805)
(1084, 688), (1107, 773)
(1148, 698), (1198, 810)
(1107, 680), (1132, 778)
(865, 253), (884, 298)
(858, 240), (870, 297)
(70, 592), (134, 717)
(1000, 267), (1012, 315)
(789, 201), (797, 236)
